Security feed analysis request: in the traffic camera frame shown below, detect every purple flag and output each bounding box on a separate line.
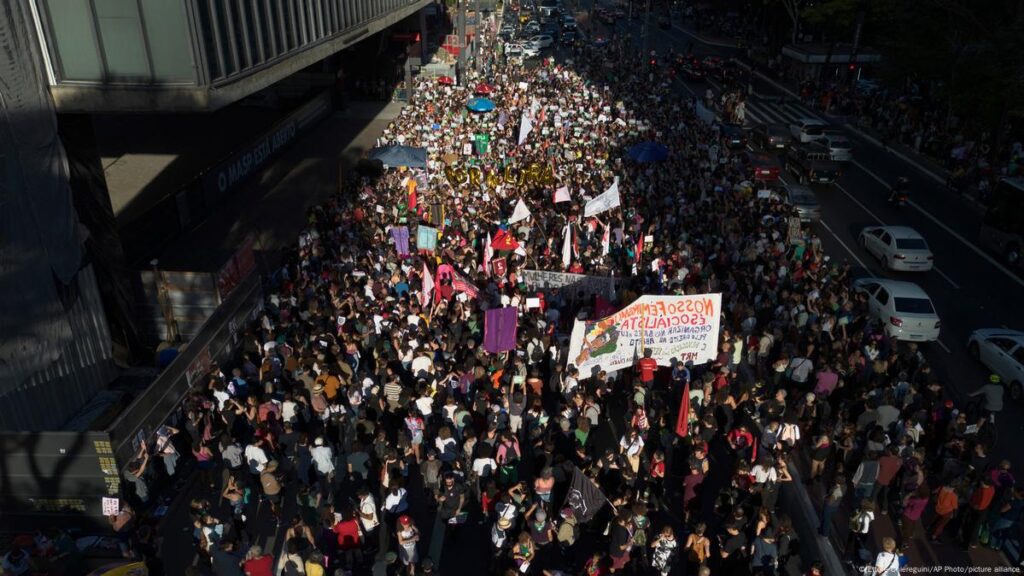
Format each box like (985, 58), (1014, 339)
(391, 226), (410, 258)
(484, 306), (518, 354)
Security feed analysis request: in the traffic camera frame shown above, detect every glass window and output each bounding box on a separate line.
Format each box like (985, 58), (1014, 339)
(93, 0), (149, 78)
(876, 287), (890, 306)
(140, 0), (195, 82)
(990, 338), (1017, 352)
(895, 238), (928, 250)
(1012, 347), (1024, 364)
(43, 0), (104, 81)
(893, 297), (934, 315)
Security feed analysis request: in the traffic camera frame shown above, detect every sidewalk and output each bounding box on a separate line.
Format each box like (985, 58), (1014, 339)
(789, 446), (1008, 571)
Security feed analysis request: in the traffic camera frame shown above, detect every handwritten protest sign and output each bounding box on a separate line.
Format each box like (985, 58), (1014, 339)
(567, 294), (722, 375)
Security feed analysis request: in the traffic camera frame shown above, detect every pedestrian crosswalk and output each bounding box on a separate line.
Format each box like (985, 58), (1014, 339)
(742, 97), (823, 127)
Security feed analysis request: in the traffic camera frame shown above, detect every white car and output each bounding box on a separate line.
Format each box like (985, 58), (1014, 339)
(789, 118), (827, 143)
(524, 21), (541, 34)
(530, 34), (554, 49)
(968, 329), (1024, 401)
(858, 226), (934, 272)
(853, 278), (941, 342)
(505, 41), (524, 56)
(823, 134), (853, 162)
(521, 43), (542, 58)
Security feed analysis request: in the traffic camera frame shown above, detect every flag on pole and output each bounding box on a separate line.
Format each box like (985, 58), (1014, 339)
(553, 186), (571, 204)
(518, 112), (533, 145)
(583, 178), (621, 217)
(452, 271), (479, 299)
(509, 198), (531, 224)
(564, 465), (606, 524)
(491, 230), (520, 252)
(483, 232), (493, 275)
(420, 263), (434, 307)
(561, 221), (572, 268)
(675, 382), (691, 437)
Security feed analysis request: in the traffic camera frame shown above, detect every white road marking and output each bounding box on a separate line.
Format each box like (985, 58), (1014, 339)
(933, 268), (962, 290)
(844, 124), (948, 185)
(819, 219), (871, 270)
(852, 159), (1024, 289)
(937, 340), (952, 354)
(834, 183), (885, 225)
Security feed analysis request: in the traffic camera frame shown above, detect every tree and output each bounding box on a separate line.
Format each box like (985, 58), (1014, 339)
(778, 0), (803, 43)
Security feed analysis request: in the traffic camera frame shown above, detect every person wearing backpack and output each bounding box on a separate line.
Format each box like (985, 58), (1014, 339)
(845, 501), (875, 565)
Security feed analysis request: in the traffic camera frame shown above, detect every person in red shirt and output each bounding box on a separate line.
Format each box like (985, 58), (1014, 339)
(636, 349), (658, 385)
(332, 510), (363, 568)
(960, 477), (996, 548)
(242, 545), (274, 576)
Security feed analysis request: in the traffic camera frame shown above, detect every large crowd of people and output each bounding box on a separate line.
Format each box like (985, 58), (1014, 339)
(70, 10), (1021, 576)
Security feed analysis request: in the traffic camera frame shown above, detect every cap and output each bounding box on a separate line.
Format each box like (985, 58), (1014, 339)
(399, 515), (412, 526)
(497, 517), (513, 529)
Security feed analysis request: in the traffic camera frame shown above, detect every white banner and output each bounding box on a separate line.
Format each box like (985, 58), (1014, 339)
(518, 112), (533, 145)
(567, 294), (722, 375)
(509, 198), (531, 224)
(584, 178), (620, 217)
(519, 269), (621, 301)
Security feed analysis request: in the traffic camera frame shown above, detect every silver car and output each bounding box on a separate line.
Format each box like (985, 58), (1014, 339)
(783, 183), (820, 222)
(968, 329), (1024, 401)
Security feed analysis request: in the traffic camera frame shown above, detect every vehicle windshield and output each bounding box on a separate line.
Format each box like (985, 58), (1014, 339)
(894, 297), (935, 315)
(804, 126), (824, 135)
(895, 238), (928, 250)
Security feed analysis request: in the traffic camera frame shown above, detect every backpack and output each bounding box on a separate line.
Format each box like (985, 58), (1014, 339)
(530, 340), (545, 364)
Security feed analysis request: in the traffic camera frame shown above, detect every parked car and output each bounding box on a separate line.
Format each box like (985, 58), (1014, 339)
(560, 31), (578, 45)
(505, 41), (524, 56)
(858, 226), (934, 272)
(968, 329), (1024, 401)
(822, 134), (853, 162)
(785, 142), (841, 185)
(788, 118), (828, 143)
(782, 182), (820, 222)
(852, 278), (941, 342)
(522, 44), (542, 58)
(750, 123), (791, 150)
(561, 15), (577, 30)
(719, 122), (747, 149)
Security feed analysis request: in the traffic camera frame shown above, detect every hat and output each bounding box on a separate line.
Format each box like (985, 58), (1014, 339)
(497, 517), (513, 530)
(265, 460), (279, 472)
(313, 383), (324, 393)
(399, 515), (412, 526)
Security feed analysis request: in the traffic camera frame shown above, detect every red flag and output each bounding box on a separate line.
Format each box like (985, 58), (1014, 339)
(491, 229), (520, 252)
(675, 382), (691, 437)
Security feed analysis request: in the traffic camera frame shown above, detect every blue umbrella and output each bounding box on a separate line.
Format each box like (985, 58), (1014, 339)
(627, 141), (669, 162)
(368, 145), (428, 168)
(467, 97), (496, 113)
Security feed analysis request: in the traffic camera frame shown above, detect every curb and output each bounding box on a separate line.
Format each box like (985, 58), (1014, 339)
(671, 24), (739, 49)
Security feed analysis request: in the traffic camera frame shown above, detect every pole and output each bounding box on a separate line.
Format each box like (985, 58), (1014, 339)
(641, 0), (651, 56)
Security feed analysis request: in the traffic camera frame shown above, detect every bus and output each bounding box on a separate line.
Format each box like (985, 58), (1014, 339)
(979, 177), (1024, 268)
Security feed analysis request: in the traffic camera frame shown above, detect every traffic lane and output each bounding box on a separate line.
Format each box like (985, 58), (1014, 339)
(833, 166), (1024, 334)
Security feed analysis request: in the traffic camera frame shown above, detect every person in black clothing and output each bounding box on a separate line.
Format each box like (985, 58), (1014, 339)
(718, 524), (748, 574)
(209, 540), (245, 576)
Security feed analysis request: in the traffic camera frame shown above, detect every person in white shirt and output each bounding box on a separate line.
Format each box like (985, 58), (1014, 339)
(356, 487), (380, 544)
(244, 441), (268, 475)
(874, 537), (900, 576)
(619, 429), (645, 474)
(310, 437), (335, 499)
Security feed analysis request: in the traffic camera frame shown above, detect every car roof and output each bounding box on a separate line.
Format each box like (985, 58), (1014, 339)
(876, 226), (923, 239)
(856, 278), (931, 298)
(972, 329), (1024, 342)
(796, 118), (826, 126)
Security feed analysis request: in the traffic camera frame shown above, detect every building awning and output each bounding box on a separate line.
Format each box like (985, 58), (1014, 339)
(782, 44), (882, 64)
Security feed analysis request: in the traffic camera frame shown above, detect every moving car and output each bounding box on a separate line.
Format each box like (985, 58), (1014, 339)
(505, 42), (524, 56)
(562, 15), (577, 30)
(560, 31), (578, 45)
(719, 122), (747, 149)
(822, 134), (853, 162)
(968, 329), (1024, 401)
(858, 226), (934, 272)
(524, 21), (541, 34)
(785, 142), (841, 185)
(789, 118), (827, 143)
(782, 183), (820, 222)
(522, 44), (542, 58)
(750, 123), (791, 150)
(853, 278), (941, 342)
